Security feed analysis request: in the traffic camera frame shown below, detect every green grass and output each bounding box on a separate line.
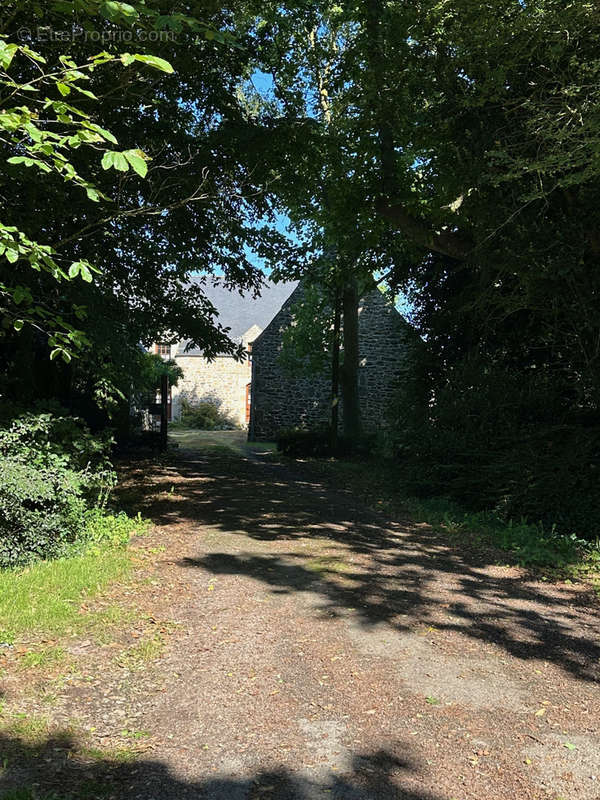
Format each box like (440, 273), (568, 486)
(0, 548), (131, 642)
(116, 633), (164, 669)
(169, 427), (276, 456)
(0, 710), (137, 800)
(0, 508), (150, 643)
(1, 711), (49, 741)
(87, 604), (139, 645)
(20, 646), (66, 670)
(405, 497), (600, 576)
(306, 555), (351, 574)
(306, 457), (600, 581)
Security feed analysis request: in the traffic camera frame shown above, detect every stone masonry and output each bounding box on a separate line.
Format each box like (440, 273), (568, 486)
(171, 353), (251, 428)
(152, 281), (297, 429)
(249, 284), (417, 441)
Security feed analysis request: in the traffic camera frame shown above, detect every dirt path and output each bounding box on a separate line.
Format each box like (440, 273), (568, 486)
(2, 443), (600, 800)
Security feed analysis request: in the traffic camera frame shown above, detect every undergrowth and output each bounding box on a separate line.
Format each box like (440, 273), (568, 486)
(308, 458), (600, 582)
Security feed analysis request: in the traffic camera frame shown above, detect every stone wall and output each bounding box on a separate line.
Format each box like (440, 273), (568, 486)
(172, 354), (251, 428)
(249, 285), (417, 441)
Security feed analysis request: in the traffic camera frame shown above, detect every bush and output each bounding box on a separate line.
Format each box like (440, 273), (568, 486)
(276, 426), (376, 458)
(277, 427), (332, 457)
(175, 398), (238, 430)
(0, 459), (87, 568)
(0, 409), (114, 489)
(0, 409), (121, 568)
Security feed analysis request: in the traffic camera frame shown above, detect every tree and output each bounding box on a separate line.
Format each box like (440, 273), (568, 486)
(240, 1), (408, 438)
(0, 1), (298, 417)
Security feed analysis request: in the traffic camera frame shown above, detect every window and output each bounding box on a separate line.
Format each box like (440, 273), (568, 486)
(155, 342), (170, 356)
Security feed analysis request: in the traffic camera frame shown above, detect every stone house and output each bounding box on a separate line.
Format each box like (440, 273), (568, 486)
(249, 284), (416, 441)
(152, 279), (297, 426)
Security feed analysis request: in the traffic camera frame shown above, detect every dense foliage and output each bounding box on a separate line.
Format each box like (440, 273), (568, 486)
(0, 407), (138, 567)
(0, 0), (300, 421)
(241, 0), (600, 539)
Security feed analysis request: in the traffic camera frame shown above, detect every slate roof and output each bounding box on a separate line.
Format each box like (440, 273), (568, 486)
(177, 278), (297, 355)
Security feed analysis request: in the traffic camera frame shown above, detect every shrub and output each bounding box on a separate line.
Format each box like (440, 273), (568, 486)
(390, 355), (600, 540)
(0, 459), (87, 568)
(175, 398), (238, 430)
(276, 426), (376, 458)
(0, 409), (121, 568)
(0, 410), (113, 471)
(277, 427), (332, 457)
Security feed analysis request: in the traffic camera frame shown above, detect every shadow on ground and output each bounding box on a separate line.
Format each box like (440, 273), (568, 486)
(0, 731), (439, 800)
(116, 449), (600, 684)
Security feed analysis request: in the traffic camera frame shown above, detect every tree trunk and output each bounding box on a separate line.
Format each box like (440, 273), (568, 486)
(341, 280), (361, 440)
(160, 373), (169, 452)
(330, 287), (341, 451)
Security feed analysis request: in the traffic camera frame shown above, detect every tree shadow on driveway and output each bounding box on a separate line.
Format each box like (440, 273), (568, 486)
(0, 730), (439, 800)
(117, 450), (600, 684)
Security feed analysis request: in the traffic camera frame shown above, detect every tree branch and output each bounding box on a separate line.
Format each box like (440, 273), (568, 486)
(375, 198), (473, 261)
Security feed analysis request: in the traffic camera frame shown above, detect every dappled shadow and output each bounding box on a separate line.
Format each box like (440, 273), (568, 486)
(116, 449), (600, 684)
(0, 730), (439, 799)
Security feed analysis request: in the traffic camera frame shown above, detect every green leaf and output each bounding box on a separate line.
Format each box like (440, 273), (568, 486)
(112, 152), (129, 171)
(133, 54), (174, 74)
(120, 53), (136, 67)
(563, 742), (577, 751)
(12, 286), (28, 305)
(89, 125), (118, 144)
(102, 150), (129, 172)
(21, 45), (46, 64)
(0, 43), (18, 70)
(73, 86), (98, 100)
(124, 149), (148, 177)
(25, 123), (43, 142)
(101, 1), (139, 19)
(59, 55), (77, 68)
(13, 319), (24, 331)
(5, 248), (18, 263)
(86, 187), (100, 202)
(57, 82), (71, 97)
(69, 261), (94, 282)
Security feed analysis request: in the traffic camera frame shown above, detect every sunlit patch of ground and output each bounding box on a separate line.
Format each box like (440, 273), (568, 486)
(168, 428), (277, 457)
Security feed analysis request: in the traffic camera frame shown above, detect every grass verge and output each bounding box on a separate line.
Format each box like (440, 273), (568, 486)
(306, 457), (600, 583)
(0, 710), (148, 799)
(169, 427), (277, 457)
(0, 514), (150, 643)
(0, 549), (131, 643)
